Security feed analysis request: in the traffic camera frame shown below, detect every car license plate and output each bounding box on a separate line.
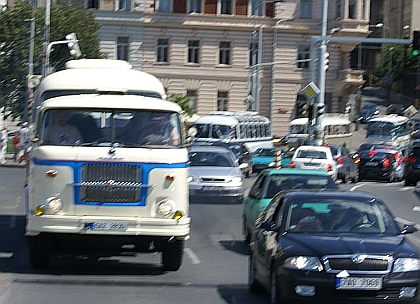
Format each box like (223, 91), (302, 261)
(201, 186), (222, 191)
(336, 277), (382, 290)
(365, 162), (378, 167)
(85, 222), (128, 231)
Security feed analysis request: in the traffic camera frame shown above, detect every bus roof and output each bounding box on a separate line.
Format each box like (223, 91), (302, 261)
(65, 59), (133, 70)
(37, 67), (166, 100)
(368, 114), (409, 124)
(39, 94), (181, 112)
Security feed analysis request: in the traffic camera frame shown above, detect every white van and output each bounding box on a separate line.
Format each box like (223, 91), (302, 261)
(26, 61), (190, 271)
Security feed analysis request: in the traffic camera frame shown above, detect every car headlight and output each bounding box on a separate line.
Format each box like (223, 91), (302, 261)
(187, 175), (198, 183)
(283, 256), (323, 271)
(393, 258), (420, 272)
(231, 176), (242, 183)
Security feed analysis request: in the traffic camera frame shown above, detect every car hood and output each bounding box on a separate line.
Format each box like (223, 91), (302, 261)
(189, 166), (242, 177)
(280, 233), (418, 258)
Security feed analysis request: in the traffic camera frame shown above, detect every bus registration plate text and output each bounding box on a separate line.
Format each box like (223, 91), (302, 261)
(86, 222), (128, 231)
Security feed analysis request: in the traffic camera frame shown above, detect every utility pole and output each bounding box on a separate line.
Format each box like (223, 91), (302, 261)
(24, 6), (35, 123)
(42, 0), (51, 78)
(313, 0), (328, 146)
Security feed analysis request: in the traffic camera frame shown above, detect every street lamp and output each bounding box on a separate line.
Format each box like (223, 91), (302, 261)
(270, 17), (295, 121)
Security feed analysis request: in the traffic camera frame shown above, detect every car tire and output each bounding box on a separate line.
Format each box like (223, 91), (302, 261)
(162, 239), (184, 271)
(249, 253), (264, 293)
(387, 171), (394, 183)
(28, 235), (51, 269)
(269, 267), (282, 304)
(341, 169), (349, 183)
(243, 220), (251, 244)
(351, 168), (359, 183)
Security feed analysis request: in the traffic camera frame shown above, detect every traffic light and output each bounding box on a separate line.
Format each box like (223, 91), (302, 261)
(298, 102), (309, 118)
(66, 33), (82, 58)
(324, 52), (330, 71)
(412, 30), (420, 56)
(316, 103), (325, 116)
(307, 104), (315, 125)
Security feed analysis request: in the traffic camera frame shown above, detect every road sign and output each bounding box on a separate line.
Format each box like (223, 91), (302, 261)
(301, 82), (320, 100)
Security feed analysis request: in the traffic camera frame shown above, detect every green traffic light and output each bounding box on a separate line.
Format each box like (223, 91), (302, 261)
(413, 49), (419, 56)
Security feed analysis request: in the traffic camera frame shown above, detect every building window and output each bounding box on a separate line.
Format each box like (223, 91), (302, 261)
(157, 0), (171, 12)
(117, 0), (131, 10)
(217, 92), (228, 111)
(299, 0), (312, 19)
(249, 41), (258, 66)
(188, 40), (200, 64)
(251, 0), (263, 16)
(187, 90), (198, 111)
(189, 0), (202, 13)
(219, 41), (231, 65)
(348, 0), (356, 19)
(335, 0), (341, 20)
(220, 0), (232, 14)
(86, 0), (99, 9)
(117, 37), (129, 61)
(157, 38), (169, 63)
(297, 45), (310, 68)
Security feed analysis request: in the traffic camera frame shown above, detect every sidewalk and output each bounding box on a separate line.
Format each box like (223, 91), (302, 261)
(0, 153), (26, 168)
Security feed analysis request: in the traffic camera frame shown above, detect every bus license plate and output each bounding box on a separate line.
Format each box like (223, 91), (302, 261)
(86, 222), (128, 231)
(336, 277), (382, 290)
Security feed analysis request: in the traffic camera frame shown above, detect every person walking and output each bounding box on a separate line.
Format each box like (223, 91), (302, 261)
(0, 126), (7, 165)
(18, 122), (30, 163)
(13, 132), (20, 163)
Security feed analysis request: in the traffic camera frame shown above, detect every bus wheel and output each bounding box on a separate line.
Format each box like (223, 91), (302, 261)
(162, 239), (184, 271)
(28, 235), (51, 269)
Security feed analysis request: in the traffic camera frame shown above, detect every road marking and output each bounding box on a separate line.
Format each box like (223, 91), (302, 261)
(349, 184), (365, 191)
(395, 217), (420, 230)
(184, 248), (201, 265)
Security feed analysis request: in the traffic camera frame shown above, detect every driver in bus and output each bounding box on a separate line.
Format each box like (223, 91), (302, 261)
(43, 110), (83, 145)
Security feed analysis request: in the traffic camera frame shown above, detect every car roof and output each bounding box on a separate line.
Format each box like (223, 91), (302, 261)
(188, 146), (232, 153)
(281, 190), (382, 202)
(261, 168), (331, 176)
(296, 145), (330, 151)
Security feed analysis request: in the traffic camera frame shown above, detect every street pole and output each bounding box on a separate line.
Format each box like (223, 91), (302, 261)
(313, 0), (328, 146)
(42, 0), (51, 78)
(24, 7), (35, 123)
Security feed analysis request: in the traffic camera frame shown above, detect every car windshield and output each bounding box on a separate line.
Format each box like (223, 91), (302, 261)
(189, 151), (235, 167)
(264, 175), (338, 198)
(255, 149), (274, 156)
(285, 198), (400, 234)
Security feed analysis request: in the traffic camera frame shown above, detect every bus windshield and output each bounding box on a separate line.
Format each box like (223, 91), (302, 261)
(367, 122), (395, 137)
(40, 109), (182, 148)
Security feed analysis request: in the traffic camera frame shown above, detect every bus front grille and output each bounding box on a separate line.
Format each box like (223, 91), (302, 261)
(80, 164), (142, 203)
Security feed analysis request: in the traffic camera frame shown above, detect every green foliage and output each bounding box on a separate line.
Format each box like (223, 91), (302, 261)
(168, 94), (195, 117)
(0, 0), (103, 120)
(373, 45), (419, 83)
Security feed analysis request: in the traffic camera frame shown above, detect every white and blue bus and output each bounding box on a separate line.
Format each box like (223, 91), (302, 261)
(366, 114), (411, 151)
(189, 111), (273, 152)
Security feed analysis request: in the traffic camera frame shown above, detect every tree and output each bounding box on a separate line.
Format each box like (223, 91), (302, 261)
(0, 0), (103, 120)
(168, 94), (195, 117)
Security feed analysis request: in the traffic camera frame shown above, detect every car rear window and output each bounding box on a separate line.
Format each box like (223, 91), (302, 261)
(296, 150), (327, 159)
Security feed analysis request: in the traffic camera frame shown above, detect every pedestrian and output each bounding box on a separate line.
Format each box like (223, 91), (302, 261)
(18, 122), (30, 163)
(13, 132), (20, 163)
(0, 126), (7, 165)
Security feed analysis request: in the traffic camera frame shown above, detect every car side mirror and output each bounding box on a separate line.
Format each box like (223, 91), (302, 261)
(402, 224), (418, 234)
(249, 188), (261, 199)
(239, 163), (248, 170)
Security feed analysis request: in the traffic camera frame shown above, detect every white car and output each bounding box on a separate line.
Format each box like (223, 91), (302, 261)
(289, 145), (337, 180)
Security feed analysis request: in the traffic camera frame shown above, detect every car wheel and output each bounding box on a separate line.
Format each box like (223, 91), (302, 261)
(269, 267), (282, 304)
(243, 220), (251, 244)
(28, 235), (51, 269)
(249, 252), (264, 293)
(351, 168), (359, 183)
(387, 171), (394, 183)
(162, 239), (184, 271)
(341, 169), (349, 183)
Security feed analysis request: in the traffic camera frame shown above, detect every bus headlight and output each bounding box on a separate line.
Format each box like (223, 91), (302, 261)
(35, 197), (63, 215)
(157, 200), (174, 217)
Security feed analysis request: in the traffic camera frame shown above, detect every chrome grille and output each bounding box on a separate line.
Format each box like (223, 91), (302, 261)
(323, 254), (392, 274)
(201, 177), (226, 182)
(80, 164), (141, 203)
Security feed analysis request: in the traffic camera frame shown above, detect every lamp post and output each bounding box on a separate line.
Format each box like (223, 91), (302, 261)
(24, 6), (35, 123)
(270, 18), (295, 122)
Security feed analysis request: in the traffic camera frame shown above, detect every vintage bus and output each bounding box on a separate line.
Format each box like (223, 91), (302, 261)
(26, 60), (190, 271)
(286, 113), (352, 149)
(189, 111), (273, 152)
(366, 114), (411, 151)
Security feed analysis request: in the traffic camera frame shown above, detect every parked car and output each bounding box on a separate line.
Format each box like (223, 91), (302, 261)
(289, 145), (337, 180)
(404, 140), (420, 186)
(187, 146), (245, 203)
(250, 148), (291, 174)
(242, 169), (338, 243)
(386, 103), (405, 115)
(329, 145), (359, 183)
(358, 148), (405, 182)
(208, 141), (253, 177)
(249, 190), (420, 304)
(357, 104), (379, 123)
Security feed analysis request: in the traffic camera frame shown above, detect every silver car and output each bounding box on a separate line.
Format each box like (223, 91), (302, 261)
(188, 146), (244, 203)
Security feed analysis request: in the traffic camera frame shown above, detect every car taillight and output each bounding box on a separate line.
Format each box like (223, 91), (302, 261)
(289, 161), (296, 168)
(327, 163), (333, 172)
(382, 158), (390, 168)
(336, 156), (344, 165)
(353, 157), (360, 164)
(407, 156), (416, 163)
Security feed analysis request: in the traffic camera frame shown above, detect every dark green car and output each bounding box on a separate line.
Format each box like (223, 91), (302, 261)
(243, 169), (338, 242)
